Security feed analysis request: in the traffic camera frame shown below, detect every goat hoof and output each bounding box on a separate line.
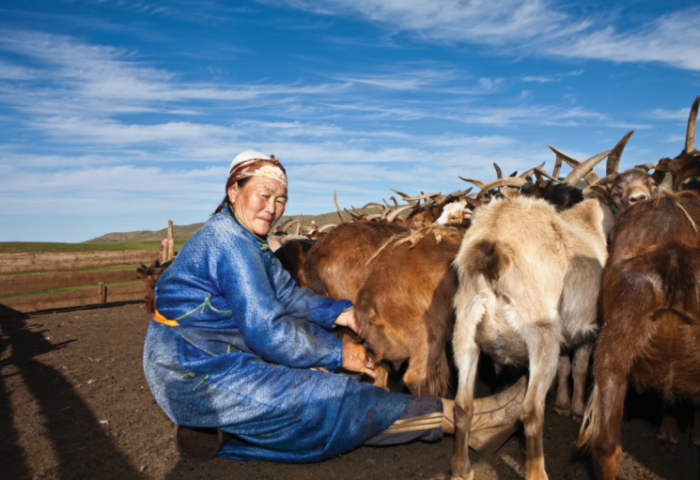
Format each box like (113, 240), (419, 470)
(553, 405), (571, 417)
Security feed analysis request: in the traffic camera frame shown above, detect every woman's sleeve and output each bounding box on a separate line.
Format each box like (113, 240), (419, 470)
(269, 254), (353, 329)
(217, 240), (344, 370)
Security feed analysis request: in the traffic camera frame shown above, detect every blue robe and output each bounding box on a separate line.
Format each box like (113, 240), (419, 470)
(143, 205), (412, 463)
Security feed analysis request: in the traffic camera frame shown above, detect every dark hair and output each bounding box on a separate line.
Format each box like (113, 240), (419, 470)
(212, 176), (253, 215)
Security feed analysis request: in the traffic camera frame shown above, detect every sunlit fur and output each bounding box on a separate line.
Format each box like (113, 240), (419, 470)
(450, 196), (615, 480)
(303, 221), (464, 396)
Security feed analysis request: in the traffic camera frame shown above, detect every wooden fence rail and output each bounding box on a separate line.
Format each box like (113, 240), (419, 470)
(0, 220), (177, 315)
(0, 249), (162, 274)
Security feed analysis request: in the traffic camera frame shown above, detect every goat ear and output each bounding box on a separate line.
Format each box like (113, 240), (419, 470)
(586, 184), (610, 201)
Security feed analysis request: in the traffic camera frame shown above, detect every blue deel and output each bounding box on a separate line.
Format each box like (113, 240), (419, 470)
(143, 204), (412, 463)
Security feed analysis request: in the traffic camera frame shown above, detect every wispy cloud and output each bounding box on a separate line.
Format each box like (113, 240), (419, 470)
(271, 1), (700, 71)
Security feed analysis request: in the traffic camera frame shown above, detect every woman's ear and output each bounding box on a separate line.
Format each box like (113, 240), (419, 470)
(228, 183), (238, 204)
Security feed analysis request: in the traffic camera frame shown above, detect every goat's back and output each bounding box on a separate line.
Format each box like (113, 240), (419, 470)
(303, 222), (408, 300)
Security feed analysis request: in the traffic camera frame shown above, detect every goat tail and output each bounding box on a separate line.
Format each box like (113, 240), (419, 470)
(576, 381), (601, 452)
(462, 239), (512, 290)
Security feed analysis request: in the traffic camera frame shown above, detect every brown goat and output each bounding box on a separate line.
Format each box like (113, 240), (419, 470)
(303, 221), (464, 395)
(135, 260), (173, 314)
(577, 191), (700, 480)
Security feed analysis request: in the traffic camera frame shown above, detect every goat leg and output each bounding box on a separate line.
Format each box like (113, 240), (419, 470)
(553, 353), (571, 417)
(571, 342), (593, 423)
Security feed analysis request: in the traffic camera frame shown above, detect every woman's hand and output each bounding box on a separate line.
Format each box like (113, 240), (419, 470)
(334, 309), (368, 339)
(341, 341), (378, 379)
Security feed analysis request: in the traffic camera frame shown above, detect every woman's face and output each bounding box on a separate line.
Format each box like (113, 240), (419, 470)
(229, 176), (287, 236)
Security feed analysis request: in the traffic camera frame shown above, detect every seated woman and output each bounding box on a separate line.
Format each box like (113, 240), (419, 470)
(143, 150), (525, 463)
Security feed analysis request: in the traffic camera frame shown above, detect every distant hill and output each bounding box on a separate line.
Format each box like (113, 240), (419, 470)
(84, 223), (205, 244)
(82, 206), (386, 245)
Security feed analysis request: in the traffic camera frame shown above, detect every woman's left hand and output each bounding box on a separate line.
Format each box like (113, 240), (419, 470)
(334, 309), (367, 339)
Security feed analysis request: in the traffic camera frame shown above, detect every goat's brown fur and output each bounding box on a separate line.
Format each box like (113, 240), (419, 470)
(577, 191), (700, 480)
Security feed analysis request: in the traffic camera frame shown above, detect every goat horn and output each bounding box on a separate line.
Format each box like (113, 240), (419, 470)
(276, 218), (297, 233)
(606, 130), (634, 176)
(520, 162), (545, 179)
(361, 202), (384, 211)
(351, 206), (362, 215)
(493, 163), (503, 179)
(535, 167), (559, 182)
(390, 189), (417, 206)
(459, 177), (486, 189)
(550, 145), (602, 184)
(634, 163), (657, 173)
(658, 171), (674, 192)
(390, 196), (399, 208)
(448, 188), (473, 197)
(318, 223), (336, 232)
(476, 177), (529, 198)
(344, 208), (358, 219)
(333, 192), (345, 223)
(563, 150), (611, 187)
(686, 95), (700, 153)
(294, 214), (303, 236)
(553, 153), (563, 180)
(403, 192), (439, 201)
(386, 205), (413, 222)
(366, 213), (383, 221)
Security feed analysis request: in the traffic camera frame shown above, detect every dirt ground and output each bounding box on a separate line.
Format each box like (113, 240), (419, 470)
(0, 302), (698, 480)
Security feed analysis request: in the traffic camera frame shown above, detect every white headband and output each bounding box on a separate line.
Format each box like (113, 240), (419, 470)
(228, 150), (287, 186)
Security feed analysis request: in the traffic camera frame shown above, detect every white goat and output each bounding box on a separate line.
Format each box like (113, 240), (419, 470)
(449, 191), (615, 480)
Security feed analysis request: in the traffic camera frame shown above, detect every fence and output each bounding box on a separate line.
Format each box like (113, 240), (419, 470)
(0, 221), (176, 314)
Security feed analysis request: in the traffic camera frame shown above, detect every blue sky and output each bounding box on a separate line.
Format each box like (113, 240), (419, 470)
(1, 0), (699, 242)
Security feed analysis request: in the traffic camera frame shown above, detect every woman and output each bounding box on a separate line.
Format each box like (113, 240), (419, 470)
(144, 150), (525, 463)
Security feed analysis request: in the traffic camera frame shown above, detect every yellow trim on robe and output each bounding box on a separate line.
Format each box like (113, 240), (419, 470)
(154, 309), (180, 327)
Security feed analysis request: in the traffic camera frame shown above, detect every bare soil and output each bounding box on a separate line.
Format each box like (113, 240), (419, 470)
(1, 303), (698, 480)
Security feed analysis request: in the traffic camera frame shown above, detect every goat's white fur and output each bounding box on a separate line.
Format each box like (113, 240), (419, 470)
(450, 195), (614, 480)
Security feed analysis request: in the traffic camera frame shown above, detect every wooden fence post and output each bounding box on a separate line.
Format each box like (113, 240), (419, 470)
(167, 220), (175, 261)
(98, 282), (106, 303)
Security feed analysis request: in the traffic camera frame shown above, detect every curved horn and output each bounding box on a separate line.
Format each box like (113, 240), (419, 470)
(459, 177), (486, 189)
(686, 95), (700, 153)
(476, 177), (529, 198)
(344, 208), (358, 220)
(333, 192), (345, 223)
(386, 205), (413, 222)
(633, 163), (657, 172)
(389, 196), (399, 208)
(403, 192), (439, 201)
(606, 130), (634, 176)
(508, 171), (518, 178)
(294, 214), (303, 236)
(447, 188), (473, 198)
(590, 174), (617, 187)
(550, 145), (602, 184)
(366, 213), (383, 221)
(361, 202), (385, 211)
(318, 223), (336, 232)
(534, 167), (559, 183)
(563, 150), (611, 186)
(390, 189), (417, 206)
(493, 163), (502, 179)
(520, 162), (545, 179)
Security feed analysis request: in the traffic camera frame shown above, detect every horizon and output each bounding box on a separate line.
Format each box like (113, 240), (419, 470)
(1, 1), (699, 242)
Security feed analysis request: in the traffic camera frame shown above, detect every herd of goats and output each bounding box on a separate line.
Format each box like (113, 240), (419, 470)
(136, 96), (700, 480)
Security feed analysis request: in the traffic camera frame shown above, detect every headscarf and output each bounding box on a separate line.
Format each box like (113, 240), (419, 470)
(228, 150), (287, 187)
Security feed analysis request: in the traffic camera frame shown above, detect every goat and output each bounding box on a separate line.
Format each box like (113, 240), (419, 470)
(449, 134), (642, 480)
(136, 259), (174, 314)
(576, 191), (700, 479)
(577, 96), (700, 477)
